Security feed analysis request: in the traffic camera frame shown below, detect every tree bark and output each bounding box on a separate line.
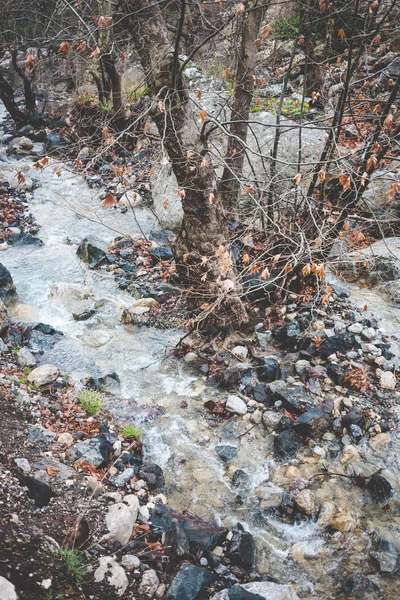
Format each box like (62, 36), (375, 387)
(102, 52), (122, 112)
(0, 72), (27, 125)
(219, 2), (264, 218)
(11, 50), (36, 112)
(123, 0), (248, 328)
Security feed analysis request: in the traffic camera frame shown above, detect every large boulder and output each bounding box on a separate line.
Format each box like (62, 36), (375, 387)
(0, 263), (17, 305)
(212, 582), (300, 600)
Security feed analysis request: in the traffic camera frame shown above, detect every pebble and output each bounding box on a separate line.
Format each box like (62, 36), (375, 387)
(17, 347), (36, 367)
(121, 554), (141, 570)
(138, 569), (159, 598)
(378, 370), (396, 390)
(57, 432), (74, 447)
(348, 323), (363, 334)
(231, 345), (248, 360)
(225, 395), (247, 415)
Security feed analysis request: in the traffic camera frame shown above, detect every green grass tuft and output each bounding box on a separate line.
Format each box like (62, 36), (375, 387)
(78, 389), (104, 415)
(57, 548), (86, 586)
(121, 424), (142, 440)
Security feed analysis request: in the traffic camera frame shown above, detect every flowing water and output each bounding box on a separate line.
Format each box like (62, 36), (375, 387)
(1, 104), (399, 598)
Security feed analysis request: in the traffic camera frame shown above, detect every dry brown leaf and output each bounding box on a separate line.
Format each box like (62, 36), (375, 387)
(46, 465), (58, 476)
(58, 41), (71, 55)
(199, 109), (207, 123)
(103, 193), (116, 208)
(339, 174), (350, 191)
(25, 53), (35, 72)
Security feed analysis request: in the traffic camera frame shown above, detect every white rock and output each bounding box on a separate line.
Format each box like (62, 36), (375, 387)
(27, 364), (59, 386)
(94, 557), (128, 597)
(138, 569), (159, 598)
(212, 582), (300, 600)
(118, 189), (142, 207)
(104, 502), (137, 545)
(348, 323), (363, 334)
(123, 494), (140, 520)
(0, 576), (18, 600)
(121, 554), (141, 570)
(379, 370), (396, 390)
(183, 352), (198, 363)
(225, 395), (247, 415)
(17, 347), (36, 368)
(57, 432), (74, 448)
(86, 476), (105, 496)
(133, 297), (159, 308)
(262, 410), (282, 431)
(231, 345), (248, 360)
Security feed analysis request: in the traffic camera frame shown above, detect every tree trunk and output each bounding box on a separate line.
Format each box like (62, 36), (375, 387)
(11, 50), (36, 112)
(102, 52), (122, 112)
(0, 72), (27, 125)
(123, 0), (248, 328)
(219, 2), (264, 218)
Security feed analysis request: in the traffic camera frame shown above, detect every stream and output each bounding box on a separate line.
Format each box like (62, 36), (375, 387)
(1, 104), (399, 598)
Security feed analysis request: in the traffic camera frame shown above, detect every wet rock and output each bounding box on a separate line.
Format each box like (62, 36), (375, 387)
(72, 306), (96, 321)
(44, 131), (70, 154)
(139, 569), (160, 598)
(293, 489), (315, 515)
(67, 436), (114, 467)
(27, 364), (59, 386)
(226, 523), (255, 569)
(84, 372), (120, 395)
(7, 232), (43, 247)
(366, 473), (394, 504)
(104, 501), (137, 545)
(212, 582), (300, 600)
(215, 444), (238, 463)
(150, 246), (173, 262)
(370, 539), (399, 574)
(349, 423), (363, 442)
(330, 510), (356, 532)
(342, 575), (382, 600)
(94, 556), (128, 597)
(293, 407), (328, 439)
(274, 429), (304, 459)
(164, 518), (190, 563)
(17, 347), (36, 367)
(0, 299), (8, 331)
(77, 236), (109, 268)
(0, 263), (17, 304)
(225, 395), (247, 415)
(166, 563), (217, 600)
(257, 357), (279, 382)
(0, 576), (18, 600)
(139, 464), (165, 489)
(319, 332), (361, 359)
(232, 470), (250, 488)
(272, 384), (312, 414)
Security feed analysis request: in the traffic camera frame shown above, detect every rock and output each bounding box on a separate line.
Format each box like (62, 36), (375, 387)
(215, 444), (238, 463)
(72, 306), (96, 321)
(27, 364), (59, 386)
(121, 554), (141, 570)
(86, 476), (105, 496)
(139, 464), (165, 489)
(150, 246), (173, 262)
(370, 539), (399, 574)
(226, 523), (255, 569)
(14, 458), (31, 472)
(342, 575), (382, 600)
(272, 384), (312, 414)
(94, 557), (128, 597)
(84, 372), (120, 395)
(0, 263), (17, 304)
(293, 489), (315, 515)
(0, 576), (18, 600)
(262, 410), (282, 432)
(212, 582), (300, 600)
(218, 369), (241, 389)
(320, 332), (361, 359)
(0, 299), (8, 331)
(257, 357), (280, 382)
(7, 233), (43, 247)
(44, 131), (70, 154)
(293, 407), (329, 439)
(150, 161), (184, 231)
(165, 518), (190, 562)
(28, 426), (56, 443)
(32, 457), (75, 482)
(77, 236), (108, 268)
(231, 345), (248, 360)
(17, 347), (36, 367)
(166, 563), (217, 600)
(104, 501), (137, 545)
(225, 395), (247, 415)
(111, 467), (137, 487)
(15, 472), (56, 507)
(330, 510), (356, 532)
(57, 432), (74, 447)
(366, 474), (394, 504)
(139, 569), (160, 598)
(232, 470), (250, 488)
(274, 429), (304, 459)
(133, 297), (159, 308)
(67, 436), (114, 468)
(378, 370), (396, 390)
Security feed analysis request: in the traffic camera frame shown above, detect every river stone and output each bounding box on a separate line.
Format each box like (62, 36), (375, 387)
(0, 576), (18, 600)
(320, 332), (361, 359)
(104, 501), (137, 545)
(94, 556), (128, 597)
(121, 554), (141, 570)
(226, 523), (255, 569)
(76, 236), (108, 268)
(215, 444), (238, 463)
(164, 518), (190, 562)
(225, 395), (247, 415)
(370, 539), (399, 573)
(17, 347), (36, 367)
(0, 263), (17, 305)
(67, 436), (114, 467)
(165, 563), (217, 600)
(274, 429), (304, 458)
(139, 569), (160, 598)
(7, 233), (43, 247)
(212, 582), (300, 600)
(0, 299), (8, 331)
(27, 364), (59, 386)
(378, 370), (396, 390)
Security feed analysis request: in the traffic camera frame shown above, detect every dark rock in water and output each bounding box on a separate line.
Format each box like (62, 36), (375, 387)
(30, 322), (63, 336)
(44, 131), (70, 154)
(165, 518), (190, 563)
(342, 408), (365, 430)
(366, 474), (394, 504)
(349, 423), (363, 442)
(226, 523), (255, 570)
(26, 330), (60, 352)
(77, 236), (109, 268)
(273, 384), (312, 414)
(218, 368), (241, 390)
(15, 471), (56, 507)
(7, 233), (43, 247)
(215, 444), (238, 463)
(84, 372), (120, 395)
(151, 504), (227, 552)
(257, 357), (279, 382)
(274, 429), (304, 458)
(342, 575), (382, 600)
(139, 464), (165, 490)
(370, 538), (399, 574)
(0, 263), (17, 304)
(72, 307), (96, 321)
(319, 332), (361, 359)
(165, 563), (217, 600)
(232, 469), (250, 488)
(273, 321), (301, 347)
(150, 245), (173, 262)
(293, 407), (329, 439)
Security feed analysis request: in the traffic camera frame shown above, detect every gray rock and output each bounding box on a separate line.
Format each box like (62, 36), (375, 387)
(14, 458), (31, 472)
(225, 395), (247, 415)
(0, 263), (17, 305)
(262, 410), (282, 432)
(27, 364), (59, 386)
(17, 347), (36, 367)
(94, 557), (128, 597)
(76, 236), (108, 268)
(111, 467), (137, 487)
(0, 338), (8, 352)
(32, 457), (75, 482)
(166, 564), (217, 600)
(121, 554), (141, 570)
(0, 299), (8, 331)
(138, 569), (159, 598)
(0, 576), (18, 600)
(104, 502), (137, 545)
(370, 539), (398, 574)
(215, 444), (238, 463)
(28, 426), (56, 443)
(67, 437), (112, 467)
(231, 345), (248, 360)
(212, 582), (300, 600)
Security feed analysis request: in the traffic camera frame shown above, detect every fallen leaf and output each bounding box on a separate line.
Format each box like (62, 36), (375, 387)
(103, 192), (116, 208)
(46, 465), (58, 476)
